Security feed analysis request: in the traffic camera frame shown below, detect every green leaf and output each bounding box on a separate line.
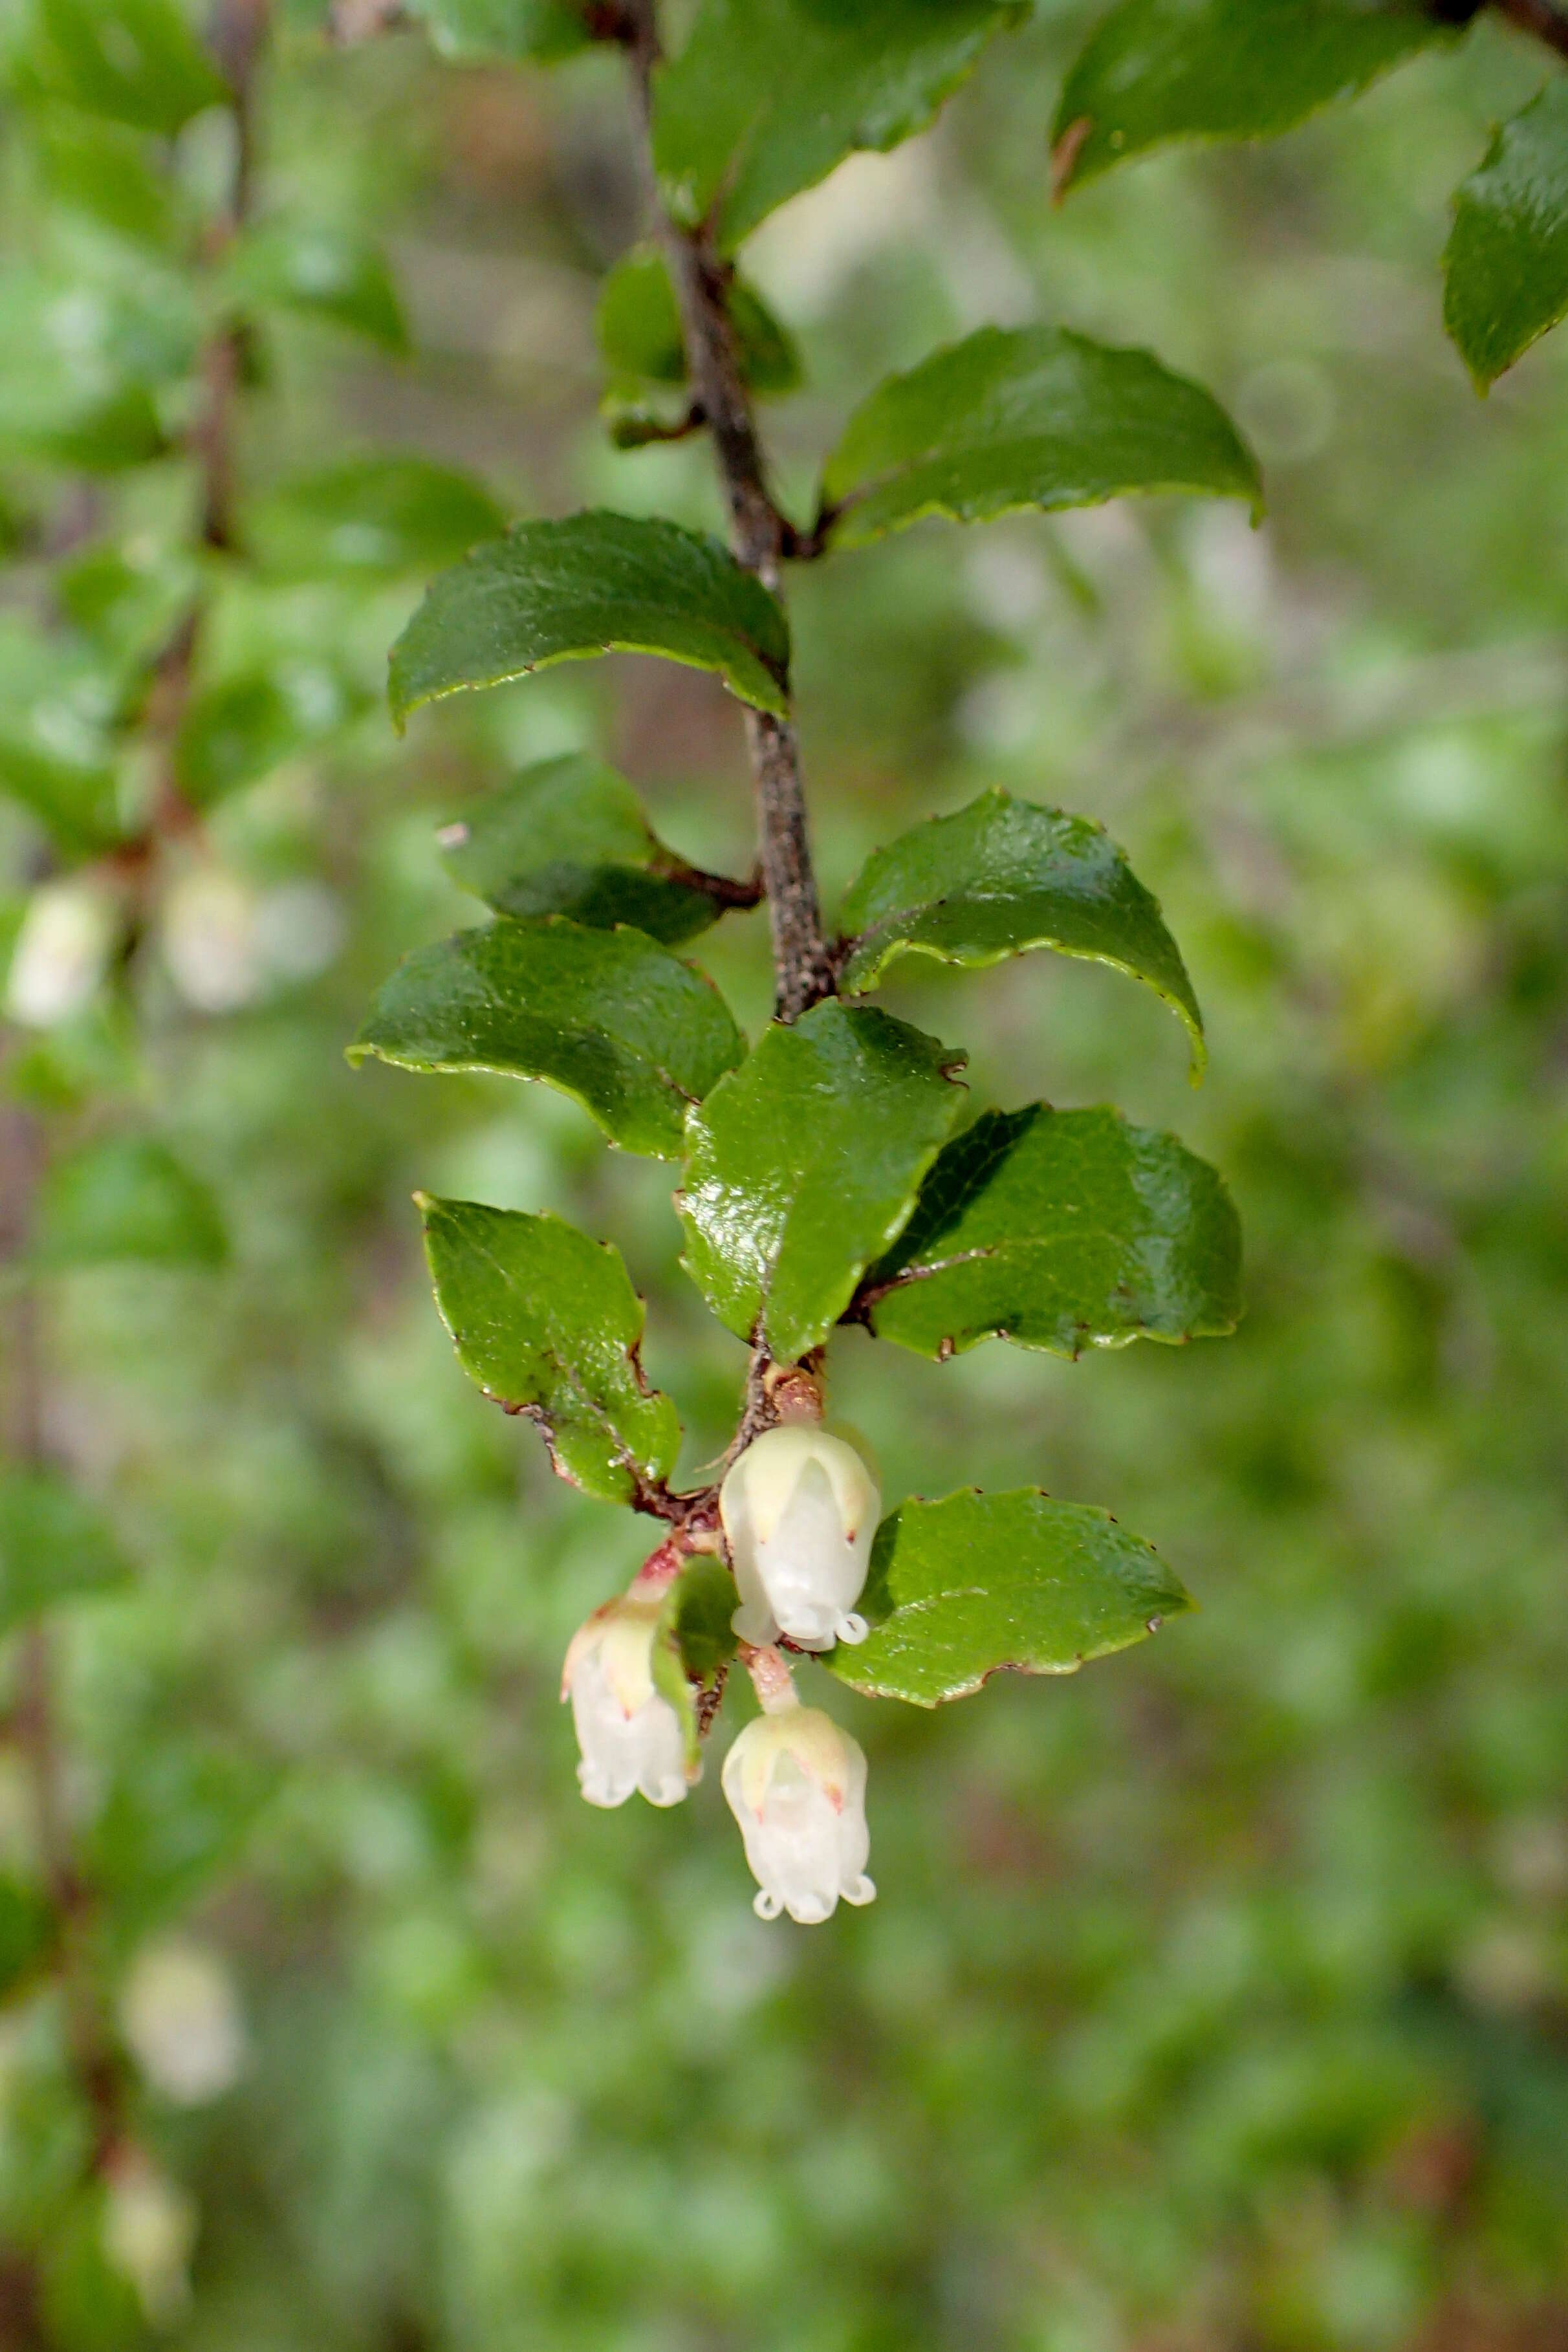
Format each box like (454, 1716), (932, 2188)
(389, 512), (791, 726)
(1444, 81), (1568, 391)
(0, 617), (122, 857)
(0, 268), (189, 473)
(32, 114), (182, 251)
(243, 455), (506, 580)
(0, 1875), (54, 2001)
(404, 0), (592, 63)
(859, 1103), (1241, 1359)
(85, 1738), (265, 1926)
(27, 0), (227, 136)
(827, 1487), (1191, 1705)
(596, 246), (801, 396)
(653, 0), (1023, 251)
(417, 1193), (681, 1503)
(838, 790), (1205, 1071)
(32, 1135), (228, 1270)
(0, 1468), (129, 1639)
(58, 537), (199, 677)
(439, 753), (734, 946)
(350, 915), (744, 1159)
(175, 660), (365, 807)
(653, 1555), (739, 1772)
(223, 221), (409, 352)
(1051, 0), (1450, 198)
(678, 998), (967, 1360)
(820, 325), (1259, 550)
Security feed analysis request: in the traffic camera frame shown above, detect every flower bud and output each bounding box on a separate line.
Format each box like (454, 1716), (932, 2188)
(722, 1706), (875, 1924)
(4, 878), (117, 1028)
(561, 1595), (692, 1809)
(719, 1423), (878, 1651)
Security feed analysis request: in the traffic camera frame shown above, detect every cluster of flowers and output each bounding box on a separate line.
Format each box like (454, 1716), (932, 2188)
(562, 1420), (880, 1925)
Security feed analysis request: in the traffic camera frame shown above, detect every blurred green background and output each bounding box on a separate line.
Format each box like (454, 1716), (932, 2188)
(3, 5), (1568, 2347)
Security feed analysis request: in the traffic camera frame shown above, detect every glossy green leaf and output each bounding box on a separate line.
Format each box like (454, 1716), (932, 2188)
(243, 455), (506, 580)
(32, 1135), (227, 1270)
(439, 753), (735, 946)
(820, 326), (1259, 550)
(404, 0), (592, 63)
(0, 1468), (130, 1638)
(27, 0), (227, 136)
(1444, 81), (1568, 390)
(175, 660), (365, 807)
(827, 1487), (1191, 1705)
(0, 618), (122, 857)
(859, 1103), (1241, 1358)
(679, 999), (967, 1360)
(417, 1194), (681, 1503)
(653, 0), (1023, 250)
(224, 222), (409, 352)
(1051, 0), (1449, 197)
(389, 512), (790, 726)
(596, 246), (801, 396)
(838, 790), (1204, 1070)
(351, 915), (744, 1159)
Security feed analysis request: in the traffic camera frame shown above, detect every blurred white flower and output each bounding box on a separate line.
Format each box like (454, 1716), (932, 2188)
(103, 2151), (198, 2326)
(254, 878), (345, 983)
(120, 1939), (246, 2106)
(723, 1704), (875, 1926)
(561, 1594), (691, 1809)
(5, 879), (117, 1028)
(161, 866), (261, 1012)
(721, 1424), (877, 1652)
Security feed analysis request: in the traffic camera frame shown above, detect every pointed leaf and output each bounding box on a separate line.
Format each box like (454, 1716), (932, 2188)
(838, 790), (1204, 1070)
(0, 1469), (129, 1638)
(597, 246), (801, 396)
(679, 999), (967, 1360)
(820, 325), (1259, 550)
(653, 0), (1023, 251)
(32, 1136), (227, 1270)
(439, 753), (732, 946)
(827, 1488), (1190, 1706)
(27, 0), (227, 136)
(243, 455), (505, 580)
(389, 512), (790, 727)
(860, 1104), (1240, 1359)
(223, 222), (408, 352)
(417, 1194), (681, 1503)
(350, 915), (744, 1159)
(404, 0), (593, 63)
(652, 1555), (739, 1771)
(1051, 0), (1450, 198)
(1444, 81), (1568, 391)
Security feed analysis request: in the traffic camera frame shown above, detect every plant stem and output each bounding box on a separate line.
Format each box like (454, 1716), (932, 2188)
(622, 2), (835, 1025)
(1494, 0), (1568, 54)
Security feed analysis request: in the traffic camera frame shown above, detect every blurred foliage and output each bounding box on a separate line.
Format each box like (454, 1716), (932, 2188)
(1, 5), (1566, 2350)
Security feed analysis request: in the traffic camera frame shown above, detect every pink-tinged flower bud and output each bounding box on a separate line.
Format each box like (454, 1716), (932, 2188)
(560, 1595), (692, 1809)
(722, 1705), (875, 1924)
(719, 1424), (878, 1652)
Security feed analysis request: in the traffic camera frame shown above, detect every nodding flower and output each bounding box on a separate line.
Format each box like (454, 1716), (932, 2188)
(561, 1593), (692, 1810)
(720, 1424), (878, 1653)
(723, 1700), (875, 1926)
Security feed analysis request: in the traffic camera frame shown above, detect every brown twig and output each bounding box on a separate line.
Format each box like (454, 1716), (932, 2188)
(1494, 0), (1568, 54)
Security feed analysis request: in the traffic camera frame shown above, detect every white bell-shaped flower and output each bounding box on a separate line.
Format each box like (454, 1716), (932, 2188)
(723, 1704), (875, 1924)
(5, 879), (117, 1029)
(561, 1595), (692, 1809)
(720, 1424), (878, 1652)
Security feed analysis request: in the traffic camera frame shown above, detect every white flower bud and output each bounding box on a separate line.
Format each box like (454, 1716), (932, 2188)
(722, 1705), (875, 1925)
(561, 1595), (692, 1810)
(161, 866), (261, 1012)
(102, 2151), (197, 2325)
(720, 1424), (878, 1652)
(4, 879), (117, 1028)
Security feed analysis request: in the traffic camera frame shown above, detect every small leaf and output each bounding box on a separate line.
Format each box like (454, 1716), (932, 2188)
(827, 1487), (1191, 1706)
(0, 267), (190, 473)
(223, 221), (409, 352)
(243, 455), (506, 580)
(652, 1555), (739, 1770)
(32, 1135), (227, 1270)
(820, 325), (1259, 550)
(1051, 0), (1451, 198)
(350, 915), (744, 1159)
(175, 661), (365, 807)
(32, 114), (182, 251)
(0, 617), (122, 856)
(404, 0), (593, 63)
(27, 0), (227, 136)
(653, 0), (1023, 250)
(860, 1103), (1241, 1358)
(417, 1193), (681, 1503)
(0, 1468), (129, 1639)
(597, 245), (801, 396)
(389, 512), (791, 726)
(1444, 81), (1568, 390)
(838, 789), (1204, 1071)
(679, 998), (967, 1361)
(440, 753), (732, 946)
